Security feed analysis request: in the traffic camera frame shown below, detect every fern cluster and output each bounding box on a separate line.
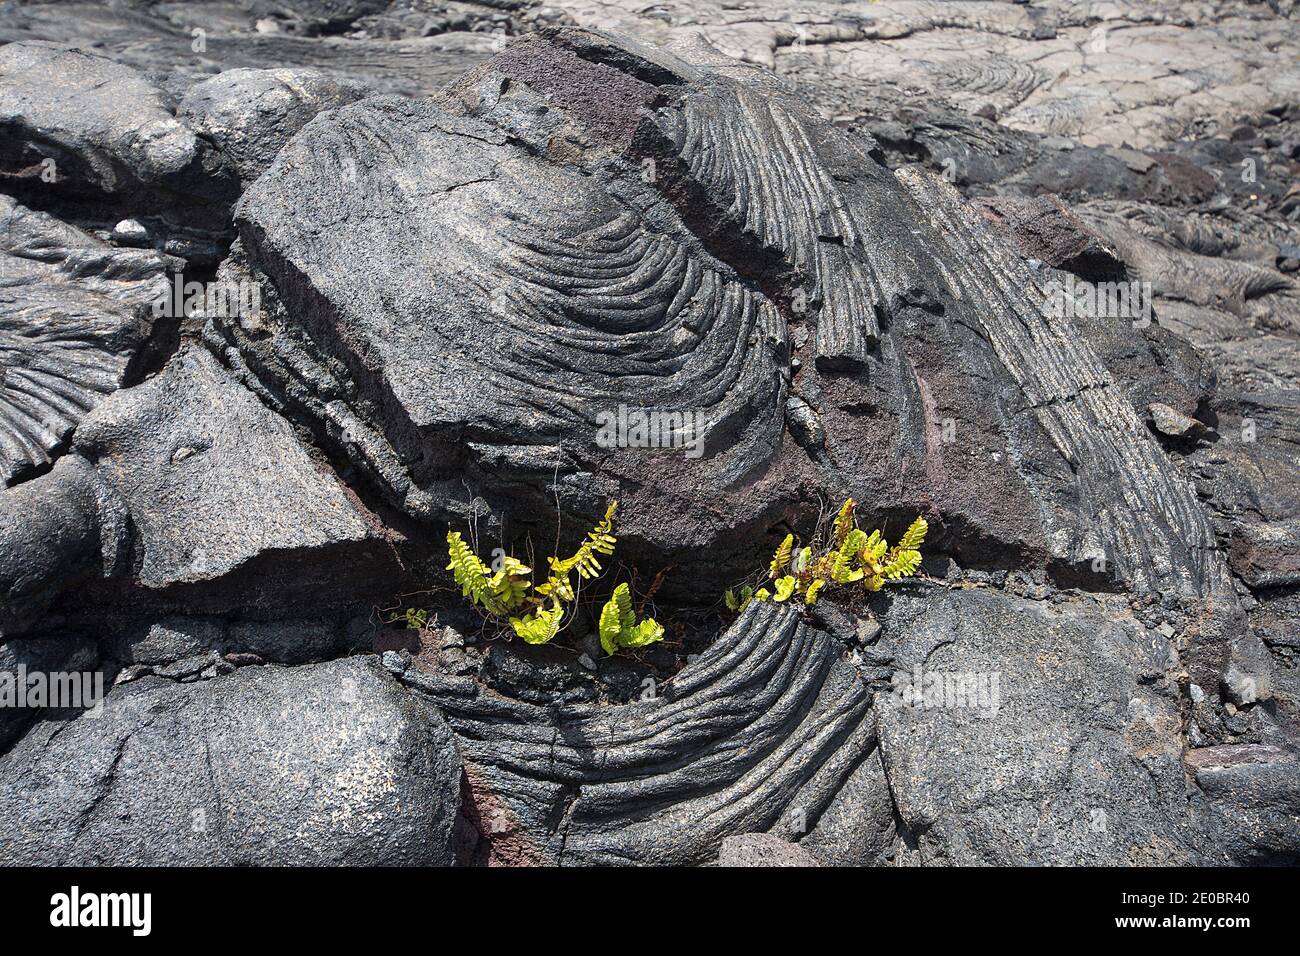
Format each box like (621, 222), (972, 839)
(442, 502), (664, 655)
(598, 583), (665, 655)
(725, 499), (928, 612)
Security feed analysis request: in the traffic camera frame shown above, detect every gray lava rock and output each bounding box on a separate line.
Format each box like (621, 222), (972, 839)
(406, 602), (874, 866)
(0, 633), (103, 749)
(0, 43), (238, 246)
(1230, 519), (1300, 589)
(0, 455), (128, 637)
(0, 196), (173, 486)
(716, 833), (822, 867)
(874, 589), (1221, 865)
(109, 616), (227, 667)
(0, 12), (1297, 869)
(0, 657), (461, 865)
(73, 346), (383, 591)
(217, 26), (1230, 606)
(799, 747), (899, 866)
(1188, 745), (1300, 865)
(179, 68), (370, 185)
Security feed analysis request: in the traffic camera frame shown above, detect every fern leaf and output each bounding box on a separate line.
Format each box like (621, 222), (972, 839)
(897, 515), (928, 551)
(447, 532), (497, 610)
(857, 529), (888, 575)
(832, 498), (856, 545)
(599, 583), (665, 654)
(724, 585), (755, 613)
(773, 575), (796, 602)
(882, 549), (922, 580)
(534, 556), (576, 602)
(769, 533), (794, 578)
(805, 579), (826, 605)
(612, 581), (635, 631)
(863, 530), (887, 560)
(599, 590), (625, 656)
(623, 618), (665, 649)
(830, 551), (864, 583)
(541, 501), (620, 602)
(839, 527), (866, 560)
(510, 604), (563, 644)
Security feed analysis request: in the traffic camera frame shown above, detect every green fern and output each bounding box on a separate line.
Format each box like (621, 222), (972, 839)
(882, 549), (921, 579)
(896, 516), (928, 551)
(724, 501), (929, 611)
(489, 555), (533, 611)
(510, 604), (564, 644)
(724, 585), (755, 612)
(769, 533), (794, 578)
(832, 498), (857, 546)
(805, 579), (826, 605)
(881, 516), (927, 580)
(598, 583), (665, 655)
(445, 501), (662, 654)
(447, 532), (505, 614)
(537, 501), (618, 602)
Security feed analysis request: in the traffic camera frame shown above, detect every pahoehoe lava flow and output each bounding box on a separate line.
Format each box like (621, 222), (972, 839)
(0, 0), (1297, 870)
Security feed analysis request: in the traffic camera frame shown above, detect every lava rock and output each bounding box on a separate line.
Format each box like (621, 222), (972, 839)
(0, 43), (238, 246)
(179, 68), (370, 185)
(875, 589), (1221, 865)
(1188, 745), (1300, 865)
(0, 657), (461, 865)
(716, 832), (822, 867)
(411, 602), (874, 865)
(0, 196), (173, 486)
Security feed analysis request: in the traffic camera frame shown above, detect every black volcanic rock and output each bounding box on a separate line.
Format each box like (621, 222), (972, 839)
(214, 28), (1231, 606)
(0, 10), (1298, 869)
(0, 195), (174, 487)
(178, 67), (371, 185)
(0, 43), (240, 257)
(0, 657), (461, 865)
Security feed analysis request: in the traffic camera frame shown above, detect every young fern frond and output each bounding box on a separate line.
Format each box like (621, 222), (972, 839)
(880, 518), (927, 580)
(829, 550), (864, 584)
(896, 516), (928, 551)
(882, 549), (921, 580)
(839, 527), (867, 560)
(537, 501), (619, 600)
(769, 533), (794, 578)
(623, 620), (665, 649)
(832, 498), (857, 546)
(489, 556), (533, 611)
(510, 603), (564, 644)
(447, 532), (502, 613)
(598, 583), (664, 655)
(861, 529), (887, 562)
(724, 585), (755, 612)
